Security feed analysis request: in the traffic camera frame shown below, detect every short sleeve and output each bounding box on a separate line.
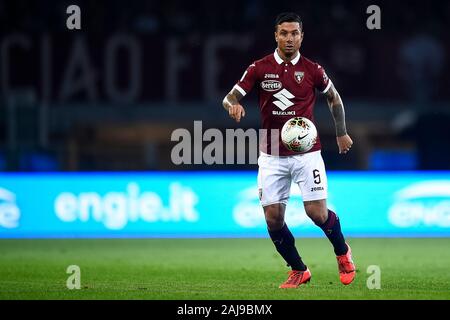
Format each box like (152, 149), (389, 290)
(314, 63), (332, 93)
(233, 62), (258, 97)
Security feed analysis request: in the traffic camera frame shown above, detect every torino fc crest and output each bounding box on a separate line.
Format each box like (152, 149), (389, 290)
(294, 71), (304, 84)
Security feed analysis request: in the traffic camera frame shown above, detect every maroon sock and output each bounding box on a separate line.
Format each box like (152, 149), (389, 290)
(317, 210), (348, 256)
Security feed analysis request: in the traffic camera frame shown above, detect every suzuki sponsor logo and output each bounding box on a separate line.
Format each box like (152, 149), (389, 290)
(54, 182), (199, 230)
(0, 188), (20, 228)
(273, 89), (295, 111)
(388, 181), (450, 228)
(261, 80), (282, 92)
(272, 110), (295, 116)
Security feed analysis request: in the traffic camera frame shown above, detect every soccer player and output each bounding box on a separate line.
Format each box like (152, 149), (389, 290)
(222, 12), (355, 288)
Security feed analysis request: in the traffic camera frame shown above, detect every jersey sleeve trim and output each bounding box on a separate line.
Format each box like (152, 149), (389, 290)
(322, 80), (332, 93)
(233, 84), (247, 97)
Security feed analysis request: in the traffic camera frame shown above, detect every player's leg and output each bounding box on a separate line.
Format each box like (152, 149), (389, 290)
(303, 199), (355, 284)
(292, 151), (355, 284)
(303, 199), (347, 256)
(258, 153), (311, 288)
(263, 203), (307, 272)
(264, 203), (311, 288)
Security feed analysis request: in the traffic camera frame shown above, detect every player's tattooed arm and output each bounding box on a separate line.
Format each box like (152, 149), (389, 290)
(223, 88), (246, 123)
(222, 88), (243, 110)
(325, 83), (353, 154)
(325, 83), (347, 137)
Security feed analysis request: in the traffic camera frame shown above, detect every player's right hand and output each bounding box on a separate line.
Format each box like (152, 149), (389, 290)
(228, 104), (246, 123)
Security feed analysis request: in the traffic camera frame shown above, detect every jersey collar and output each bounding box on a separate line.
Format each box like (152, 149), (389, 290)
(274, 49), (301, 65)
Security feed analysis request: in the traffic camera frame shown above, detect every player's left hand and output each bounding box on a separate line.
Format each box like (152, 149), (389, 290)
(337, 134), (353, 154)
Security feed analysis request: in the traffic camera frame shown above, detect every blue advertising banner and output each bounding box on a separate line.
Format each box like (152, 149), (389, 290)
(0, 172), (449, 238)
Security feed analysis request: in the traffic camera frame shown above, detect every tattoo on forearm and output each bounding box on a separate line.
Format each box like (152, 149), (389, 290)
(326, 85), (347, 137)
(222, 89), (243, 110)
(331, 103), (347, 136)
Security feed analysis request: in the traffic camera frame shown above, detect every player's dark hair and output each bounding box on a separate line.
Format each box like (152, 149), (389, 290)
(275, 12), (303, 31)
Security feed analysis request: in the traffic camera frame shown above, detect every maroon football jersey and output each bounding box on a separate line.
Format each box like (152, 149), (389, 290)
(234, 49), (331, 156)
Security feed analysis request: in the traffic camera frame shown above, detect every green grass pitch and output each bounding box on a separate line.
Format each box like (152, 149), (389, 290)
(0, 238), (449, 300)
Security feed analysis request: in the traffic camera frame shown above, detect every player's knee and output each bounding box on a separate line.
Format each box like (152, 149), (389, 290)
(266, 217), (284, 231)
(310, 214), (327, 226)
(264, 204), (285, 230)
(304, 205), (328, 225)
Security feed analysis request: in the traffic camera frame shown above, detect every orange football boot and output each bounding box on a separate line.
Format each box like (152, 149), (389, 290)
(336, 243), (356, 285)
(279, 268), (312, 288)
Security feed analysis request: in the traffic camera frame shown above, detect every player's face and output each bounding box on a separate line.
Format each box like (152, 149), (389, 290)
(275, 22), (303, 58)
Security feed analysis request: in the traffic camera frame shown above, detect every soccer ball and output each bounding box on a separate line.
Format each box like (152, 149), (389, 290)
(281, 117), (318, 153)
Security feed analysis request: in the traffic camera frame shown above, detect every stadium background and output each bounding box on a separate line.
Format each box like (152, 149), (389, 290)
(0, 0), (449, 300)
